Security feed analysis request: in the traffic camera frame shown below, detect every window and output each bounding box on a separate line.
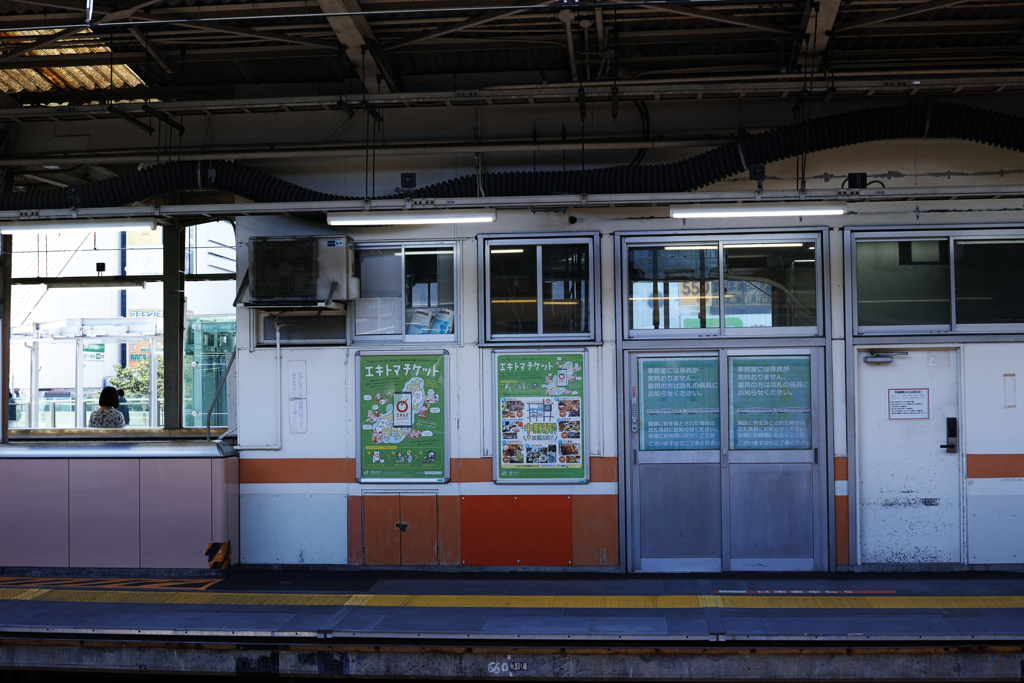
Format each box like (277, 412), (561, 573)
(8, 220), (237, 431)
(854, 232), (1024, 332)
(626, 237), (820, 337)
(353, 243), (457, 342)
(483, 236), (596, 342)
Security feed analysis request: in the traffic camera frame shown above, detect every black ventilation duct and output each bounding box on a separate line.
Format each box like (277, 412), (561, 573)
(3, 101), (1023, 211)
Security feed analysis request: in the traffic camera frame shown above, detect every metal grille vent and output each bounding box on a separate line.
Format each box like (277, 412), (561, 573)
(250, 238), (318, 300)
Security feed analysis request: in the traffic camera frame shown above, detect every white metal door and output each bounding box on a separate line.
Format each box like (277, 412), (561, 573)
(856, 347), (962, 564)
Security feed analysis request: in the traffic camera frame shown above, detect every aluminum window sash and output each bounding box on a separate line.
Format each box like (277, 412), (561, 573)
(948, 237), (957, 334)
(482, 235), (598, 343)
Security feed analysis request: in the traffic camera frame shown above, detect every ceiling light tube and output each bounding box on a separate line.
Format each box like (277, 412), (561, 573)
(0, 218), (158, 233)
(670, 204), (846, 219)
(328, 209), (496, 226)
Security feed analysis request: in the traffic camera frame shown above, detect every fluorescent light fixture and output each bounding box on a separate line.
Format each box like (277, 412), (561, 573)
(490, 248), (524, 254)
(670, 204), (846, 219)
(723, 243), (805, 249)
(0, 218), (157, 233)
(664, 245), (716, 251)
(328, 209), (496, 226)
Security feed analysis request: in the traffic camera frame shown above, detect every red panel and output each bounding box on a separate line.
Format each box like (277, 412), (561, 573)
(437, 496), (461, 566)
(460, 495), (573, 566)
(399, 494), (438, 566)
(835, 495), (850, 566)
(590, 457), (618, 482)
(347, 495), (363, 565)
(572, 495), (618, 567)
(363, 495), (401, 566)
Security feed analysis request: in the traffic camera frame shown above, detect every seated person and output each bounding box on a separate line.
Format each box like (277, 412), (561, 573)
(115, 388), (130, 426)
(89, 386), (125, 429)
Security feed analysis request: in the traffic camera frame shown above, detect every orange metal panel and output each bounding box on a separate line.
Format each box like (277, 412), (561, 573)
(966, 453), (1024, 478)
(590, 457), (618, 482)
(437, 495), (460, 565)
(835, 495), (850, 566)
(834, 456), (848, 481)
(239, 458), (355, 484)
(399, 495), (438, 566)
(452, 458), (492, 482)
(461, 495), (573, 566)
(363, 495), (401, 566)
(347, 495), (363, 565)
(572, 494), (618, 566)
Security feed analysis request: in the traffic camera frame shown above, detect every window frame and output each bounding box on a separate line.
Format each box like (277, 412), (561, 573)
(851, 228), (1024, 335)
(350, 240), (460, 345)
(480, 233), (600, 344)
(621, 233), (823, 340)
(4, 221), (237, 436)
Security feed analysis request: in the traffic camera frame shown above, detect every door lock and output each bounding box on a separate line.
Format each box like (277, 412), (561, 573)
(395, 522), (408, 532)
(630, 395), (638, 433)
(939, 417), (958, 453)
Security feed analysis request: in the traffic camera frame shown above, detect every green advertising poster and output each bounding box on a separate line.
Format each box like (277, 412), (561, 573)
(639, 358), (720, 451)
(729, 356), (812, 450)
(495, 352), (586, 482)
(358, 352), (447, 482)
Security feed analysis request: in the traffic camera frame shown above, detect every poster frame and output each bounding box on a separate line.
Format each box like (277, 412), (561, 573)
(355, 349), (451, 484)
(491, 348), (590, 485)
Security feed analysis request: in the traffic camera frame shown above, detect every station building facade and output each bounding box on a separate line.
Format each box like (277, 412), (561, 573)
(2, 101), (1024, 574)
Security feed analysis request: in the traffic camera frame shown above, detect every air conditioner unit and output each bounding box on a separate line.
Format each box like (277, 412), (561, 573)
(241, 236), (359, 309)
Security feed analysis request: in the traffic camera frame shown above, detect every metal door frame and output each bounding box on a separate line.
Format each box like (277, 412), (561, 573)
(625, 346), (828, 572)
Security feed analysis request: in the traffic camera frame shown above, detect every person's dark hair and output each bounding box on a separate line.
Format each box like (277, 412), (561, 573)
(117, 388), (125, 397)
(98, 386), (120, 408)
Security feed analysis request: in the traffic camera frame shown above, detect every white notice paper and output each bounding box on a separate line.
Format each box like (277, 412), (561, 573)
(289, 399), (307, 434)
(288, 360), (307, 400)
(287, 360), (308, 433)
(888, 388), (930, 420)
(1005, 374), (1017, 409)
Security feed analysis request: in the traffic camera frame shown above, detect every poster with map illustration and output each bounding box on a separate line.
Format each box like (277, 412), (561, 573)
(494, 351), (587, 483)
(357, 352), (447, 482)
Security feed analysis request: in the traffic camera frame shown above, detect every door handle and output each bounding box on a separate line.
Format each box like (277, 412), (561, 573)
(630, 395), (638, 433)
(632, 449), (638, 466)
(940, 416), (958, 453)
(722, 451), (728, 468)
(813, 447), (818, 465)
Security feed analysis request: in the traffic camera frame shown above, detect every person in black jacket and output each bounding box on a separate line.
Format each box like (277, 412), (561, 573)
(115, 388), (130, 426)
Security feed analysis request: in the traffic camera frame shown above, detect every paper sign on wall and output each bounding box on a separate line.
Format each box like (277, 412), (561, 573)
(888, 388), (930, 420)
(288, 360), (307, 434)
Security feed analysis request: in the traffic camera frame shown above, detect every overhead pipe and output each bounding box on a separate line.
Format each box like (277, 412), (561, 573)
(3, 101), (1024, 211)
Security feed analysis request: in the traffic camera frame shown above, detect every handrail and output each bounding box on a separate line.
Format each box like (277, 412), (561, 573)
(206, 349), (237, 441)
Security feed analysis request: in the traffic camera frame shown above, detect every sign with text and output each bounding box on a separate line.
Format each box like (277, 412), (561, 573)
(495, 352), (586, 482)
(888, 388), (930, 420)
(639, 357), (720, 450)
(729, 356), (812, 450)
(357, 352), (447, 482)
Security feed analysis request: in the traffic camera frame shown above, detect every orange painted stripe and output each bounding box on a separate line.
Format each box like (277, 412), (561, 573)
(834, 456), (848, 481)
(835, 495), (849, 566)
(240, 458), (356, 484)
(453, 458), (492, 482)
(966, 454), (1024, 479)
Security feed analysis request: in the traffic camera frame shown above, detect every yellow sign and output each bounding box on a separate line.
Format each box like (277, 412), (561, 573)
(127, 226), (162, 246)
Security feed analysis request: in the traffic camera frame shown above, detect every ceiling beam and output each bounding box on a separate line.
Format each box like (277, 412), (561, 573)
(800, 0), (842, 70)
(317, 0), (397, 93)
(833, 0), (972, 33)
(2, 45), (337, 69)
(384, 0), (558, 51)
(644, 4), (797, 37)
(127, 26), (173, 74)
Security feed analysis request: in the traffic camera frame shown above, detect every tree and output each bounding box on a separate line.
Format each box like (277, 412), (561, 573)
(108, 355), (164, 398)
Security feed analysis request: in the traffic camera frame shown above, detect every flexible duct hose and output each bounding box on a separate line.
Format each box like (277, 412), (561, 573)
(4, 100), (1023, 211)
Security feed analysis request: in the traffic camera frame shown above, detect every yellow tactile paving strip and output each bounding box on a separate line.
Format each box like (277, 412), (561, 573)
(0, 589), (1022, 610)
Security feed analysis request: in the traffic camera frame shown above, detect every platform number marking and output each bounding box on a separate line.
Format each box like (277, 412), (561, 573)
(488, 659), (528, 675)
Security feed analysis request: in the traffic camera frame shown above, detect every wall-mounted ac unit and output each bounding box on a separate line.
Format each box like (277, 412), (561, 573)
(240, 236), (359, 309)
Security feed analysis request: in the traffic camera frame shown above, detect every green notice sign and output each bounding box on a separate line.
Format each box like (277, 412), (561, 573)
(358, 353), (447, 482)
(495, 352), (585, 481)
(639, 358), (719, 450)
(83, 343), (105, 361)
(729, 356), (811, 450)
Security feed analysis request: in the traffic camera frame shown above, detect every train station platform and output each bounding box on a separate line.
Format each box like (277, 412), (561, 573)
(0, 570), (1022, 680)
